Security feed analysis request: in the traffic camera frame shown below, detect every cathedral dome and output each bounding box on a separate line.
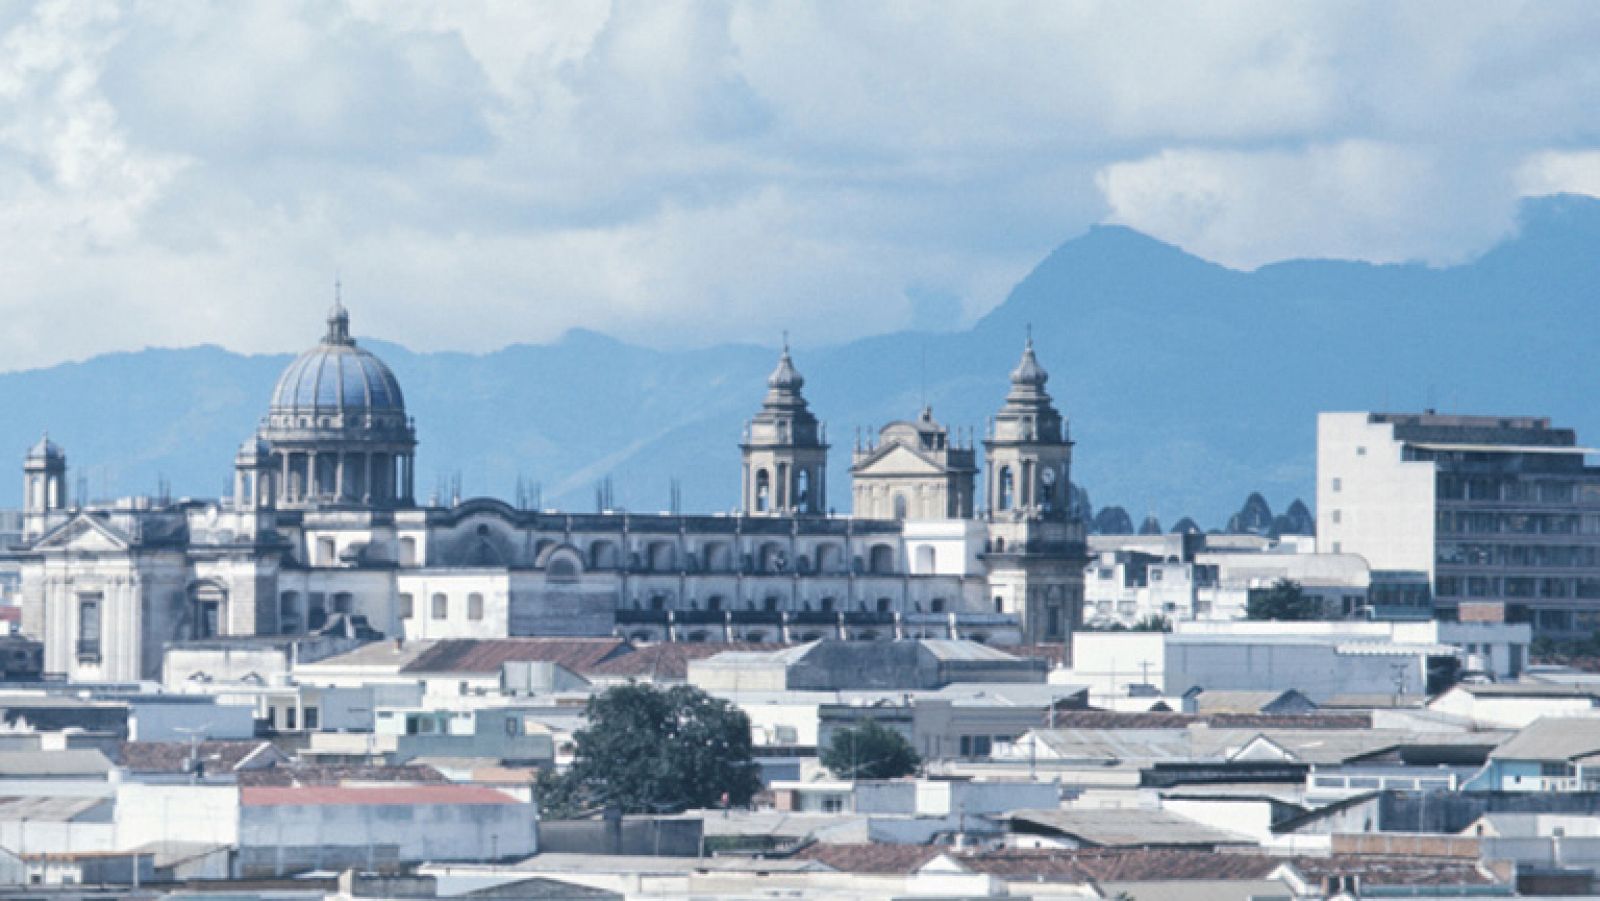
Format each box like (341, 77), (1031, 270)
(269, 300), (405, 417)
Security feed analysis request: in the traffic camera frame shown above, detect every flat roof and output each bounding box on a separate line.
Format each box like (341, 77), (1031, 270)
(1409, 441), (1597, 455)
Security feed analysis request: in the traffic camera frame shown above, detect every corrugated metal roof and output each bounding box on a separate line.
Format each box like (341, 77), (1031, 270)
(0, 748), (112, 776)
(241, 785), (522, 807)
(1004, 808), (1254, 847)
(1491, 716), (1600, 762)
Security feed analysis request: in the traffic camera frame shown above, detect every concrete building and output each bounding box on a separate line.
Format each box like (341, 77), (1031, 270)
(1083, 532), (1385, 628)
(9, 302), (1086, 682)
(1069, 620), (1529, 702)
(1318, 411), (1600, 635)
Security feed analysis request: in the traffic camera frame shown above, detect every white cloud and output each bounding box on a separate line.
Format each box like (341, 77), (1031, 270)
(0, 1), (1599, 368)
(1096, 142), (1524, 269)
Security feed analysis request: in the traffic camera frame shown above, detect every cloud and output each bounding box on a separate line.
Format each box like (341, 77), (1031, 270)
(0, 1), (1598, 369)
(1095, 142), (1524, 269)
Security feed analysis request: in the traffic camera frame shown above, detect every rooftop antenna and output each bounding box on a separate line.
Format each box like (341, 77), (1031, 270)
(920, 340), (928, 412)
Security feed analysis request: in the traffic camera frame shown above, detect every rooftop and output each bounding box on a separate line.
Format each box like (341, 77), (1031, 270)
(240, 785), (522, 807)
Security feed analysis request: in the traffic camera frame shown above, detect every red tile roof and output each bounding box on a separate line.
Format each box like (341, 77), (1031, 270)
(241, 785), (521, 807)
(237, 764), (448, 787)
(957, 849), (1280, 881)
(117, 741), (275, 773)
(589, 643), (787, 680)
(791, 843), (945, 874)
(1293, 855), (1499, 887)
(401, 639), (634, 675)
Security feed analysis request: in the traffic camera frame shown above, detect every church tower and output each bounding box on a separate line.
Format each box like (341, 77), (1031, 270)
(741, 342), (828, 516)
(23, 435), (67, 541)
(983, 335), (1087, 645)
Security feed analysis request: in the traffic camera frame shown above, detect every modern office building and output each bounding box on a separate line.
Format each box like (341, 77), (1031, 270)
(1318, 411), (1600, 636)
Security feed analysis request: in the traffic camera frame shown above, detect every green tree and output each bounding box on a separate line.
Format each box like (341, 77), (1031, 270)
(548, 683), (762, 815)
(1131, 614), (1172, 632)
(821, 719), (921, 780)
(1246, 578), (1319, 621)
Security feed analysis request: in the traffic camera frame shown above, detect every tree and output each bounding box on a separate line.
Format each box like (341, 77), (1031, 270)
(821, 719), (921, 780)
(1246, 578), (1320, 621)
(545, 683), (763, 815)
(1131, 614), (1172, 632)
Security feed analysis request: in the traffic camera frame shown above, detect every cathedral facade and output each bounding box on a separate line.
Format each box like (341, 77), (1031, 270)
(14, 304), (1086, 682)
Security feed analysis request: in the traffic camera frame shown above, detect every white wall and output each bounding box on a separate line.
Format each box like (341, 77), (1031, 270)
(1316, 412), (1436, 575)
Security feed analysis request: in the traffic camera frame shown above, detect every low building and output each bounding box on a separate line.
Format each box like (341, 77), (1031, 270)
(1469, 717), (1600, 792)
(689, 639), (1046, 694)
(236, 784), (536, 877)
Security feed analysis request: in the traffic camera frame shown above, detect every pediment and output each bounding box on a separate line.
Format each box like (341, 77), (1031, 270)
(34, 515), (132, 552)
(853, 442), (947, 477)
(1229, 734), (1294, 763)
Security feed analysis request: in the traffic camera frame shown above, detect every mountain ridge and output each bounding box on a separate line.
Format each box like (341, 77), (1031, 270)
(3, 193), (1597, 527)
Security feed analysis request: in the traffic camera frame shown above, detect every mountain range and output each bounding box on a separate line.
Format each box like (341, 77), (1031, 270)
(3, 193), (1599, 528)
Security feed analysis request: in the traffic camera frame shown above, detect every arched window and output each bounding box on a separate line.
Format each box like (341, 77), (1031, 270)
(707, 595), (724, 612)
(432, 593), (448, 620)
(398, 593), (414, 619)
(755, 469), (771, 512)
(648, 541), (676, 571)
(931, 598), (945, 613)
(893, 493), (908, 520)
(994, 595), (1004, 613)
(869, 545), (895, 574)
(399, 536), (418, 567)
(796, 469), (811, 508)
(820, 597), (835, 613)
(703, 542), (732, 572)
(650, 594), (667, 611)
(590, 540), (620, 569)
(764, 595), (780, 612)
(816, 544), (843, 573)
(548, 557), (579, 583)
(876, 597), (892, 613)
(468, 593), (484, 621)
(998, 466), (1014, 511)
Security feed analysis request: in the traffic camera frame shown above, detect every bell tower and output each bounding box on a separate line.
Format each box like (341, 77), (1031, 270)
(23, 434), (67, 541)
(741, 341), (828, 516)
(983, 334), (1087, 645)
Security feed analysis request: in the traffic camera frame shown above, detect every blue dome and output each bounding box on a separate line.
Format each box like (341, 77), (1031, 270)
(270, 302), (405, 415)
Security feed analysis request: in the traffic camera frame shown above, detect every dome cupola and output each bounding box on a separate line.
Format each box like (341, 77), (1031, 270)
(255, 286), (417, 510)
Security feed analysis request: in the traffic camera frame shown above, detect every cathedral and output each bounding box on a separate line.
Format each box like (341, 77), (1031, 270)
(13, 301), (1087, 682)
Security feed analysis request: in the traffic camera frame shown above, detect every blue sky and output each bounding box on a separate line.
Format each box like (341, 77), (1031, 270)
(1, 1), (1598, 369)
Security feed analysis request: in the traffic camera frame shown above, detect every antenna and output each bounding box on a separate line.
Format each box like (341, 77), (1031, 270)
(920, 341), (928, 411)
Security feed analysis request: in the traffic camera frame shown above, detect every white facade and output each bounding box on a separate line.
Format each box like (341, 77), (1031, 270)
(1316, 412), (1437, 573)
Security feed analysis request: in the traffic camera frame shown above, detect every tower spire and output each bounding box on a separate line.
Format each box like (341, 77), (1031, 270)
(325, 278), (352, 345)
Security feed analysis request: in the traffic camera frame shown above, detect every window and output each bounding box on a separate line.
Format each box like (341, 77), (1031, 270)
(755, 469), (771, 512)
(304, 707), (319, 730)
(468, 592), (485, 620)
(77, 593), (102, 661)
(399, 593), (414, 618)
(1332, 477), (1342, 493)
(432, 593), (448, 619)
(1331, 510), (1341, 524)
(1356, 446), (1367, 456)
(332, 592), (353, 614)
(318, 536), (337, 565)
(998, 466), (1014, 511)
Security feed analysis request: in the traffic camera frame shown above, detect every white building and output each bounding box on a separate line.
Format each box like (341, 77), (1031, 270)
(10, 303), (1087, 682)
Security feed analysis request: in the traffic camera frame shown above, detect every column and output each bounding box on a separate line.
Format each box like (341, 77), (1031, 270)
(280, 454), (291, 503)
(364, 452), (375, 503)
(335, 453), (345, 501)
(307, 451), (319, 500)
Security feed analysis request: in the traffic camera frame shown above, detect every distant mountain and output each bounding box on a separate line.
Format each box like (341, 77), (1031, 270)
(3, 193), (1599, 526)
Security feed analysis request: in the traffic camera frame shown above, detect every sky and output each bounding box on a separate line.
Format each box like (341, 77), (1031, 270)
(1, 1), (1599, 370)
